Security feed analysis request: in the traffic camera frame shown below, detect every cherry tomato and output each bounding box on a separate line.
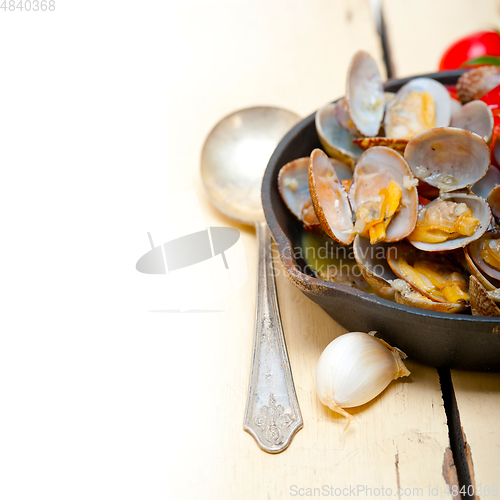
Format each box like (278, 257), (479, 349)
(439, 31), (500, 70)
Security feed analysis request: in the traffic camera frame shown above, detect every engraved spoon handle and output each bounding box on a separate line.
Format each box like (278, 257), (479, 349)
(243, 220), (303, 453)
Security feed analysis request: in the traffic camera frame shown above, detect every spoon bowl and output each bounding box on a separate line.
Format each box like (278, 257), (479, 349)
(201, 106), (301, 223)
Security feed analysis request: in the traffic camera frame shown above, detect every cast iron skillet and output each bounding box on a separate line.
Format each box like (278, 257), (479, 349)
(262, 70), (500, 371)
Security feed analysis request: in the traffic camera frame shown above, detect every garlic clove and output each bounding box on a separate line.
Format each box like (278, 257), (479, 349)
(315, 332), (410, 421)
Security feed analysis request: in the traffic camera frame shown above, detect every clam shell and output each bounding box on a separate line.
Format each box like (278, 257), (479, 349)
(315, 103), (363, 169)
(404, 127), (490, 192)
(316, 265), (371, 291)
(334, 98), (361, 137)
(472, 165), (500, 200)
(392, 278), (466, 313)
(450, 100), (494, 143)
(308, 149), (355, 245)
(487, 184), (500, 223)
(465, 229), (500, 290)
(450, 97), (462, 115)
(352, 137), (408, 154)
(384, 91), (396, 106)
(493, 136), (500, 169)
(469, 275), (500, 316)
(346, 51), (384, 137)
(386, 242), (469, 312)
(352, 235), (397, 300)
(278, 157), (320, 228)
(408, 193), (492, 252)
(384, 78), (451, 139)
(456, 66), (500, 104)
(350, 146), (418, 242)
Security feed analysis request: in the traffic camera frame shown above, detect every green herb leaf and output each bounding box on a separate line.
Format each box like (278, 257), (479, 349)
(462, 56), (500, 67)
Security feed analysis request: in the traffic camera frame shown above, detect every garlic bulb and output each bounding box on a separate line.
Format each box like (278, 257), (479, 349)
(316, 332), (410, 421)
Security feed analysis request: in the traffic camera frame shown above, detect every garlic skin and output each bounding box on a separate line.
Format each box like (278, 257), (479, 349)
(315, 332), (410, 420)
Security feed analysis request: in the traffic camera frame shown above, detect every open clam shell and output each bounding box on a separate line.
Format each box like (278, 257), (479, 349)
(457, 66), (500, 104)
(450, 100), (494, 143)
(315, 103), (363, 169)
(386, 242), (469, 313)
(278, 157), (320, 228)
(473, 165), (500, 200)
(449, 97), (462, 116)
(487, 184), (500, 223)
(391, 278), (462, 313)
(408, 193), (491, 252)
(352, 235), (397, 300)
(384, 78), (451, 140)
(308, 149), (355, 245)
(346, 51), (385, 137)
(469, 275), (500, 316)
(404, 127), (490, 192)
(349, 146), (418, 242)
(465, 229), (500, 290)
(334, 98), (361, 137)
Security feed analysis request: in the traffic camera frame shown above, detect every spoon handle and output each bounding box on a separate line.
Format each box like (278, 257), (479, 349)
(243, 220), (303, 453)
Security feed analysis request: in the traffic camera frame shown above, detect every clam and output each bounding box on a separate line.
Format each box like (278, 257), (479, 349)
(408, 193), (491, 252)
(449, 97), (462, 116)
(469, 275), (500, 316)
(349, 146), (418, 244)
(386, 242), (469, 313)
(472, 165), (500, 200)
(464, 229), (500, 290)
(308, 149), (355, 245)
(316, 265), (371, 291)
(352, 235), (397, 300)
(384, 91), (396, 107)
(450, 100), (494, 143)
(492, 137), (500, 171)
(334, 98), (362, 137)
(384, 78), (451, 140)
(391, 278), (454, 312)
(346, 51), (385, 137)
(405, 127), (490, 192)
(278, 157), (321, 230)
(279, 155), (353, 233)
(404, 127), (492, 251)
(315, 103), (363, 169)
(456, 66), (500, 104)
(309, 146), (418, 247)
(487, 184), (500, 223)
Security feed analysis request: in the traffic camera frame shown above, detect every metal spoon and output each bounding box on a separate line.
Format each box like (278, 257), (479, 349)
(201, 106), (303, 453)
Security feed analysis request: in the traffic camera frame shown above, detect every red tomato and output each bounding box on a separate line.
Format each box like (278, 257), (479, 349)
(439, 31), (500, 70)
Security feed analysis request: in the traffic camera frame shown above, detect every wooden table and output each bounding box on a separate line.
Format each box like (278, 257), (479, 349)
(0, 1), (498, 499)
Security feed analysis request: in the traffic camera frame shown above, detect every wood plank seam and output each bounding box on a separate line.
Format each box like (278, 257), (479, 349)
(370, 0), (396, 78)
(439, 368), (478, 499)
